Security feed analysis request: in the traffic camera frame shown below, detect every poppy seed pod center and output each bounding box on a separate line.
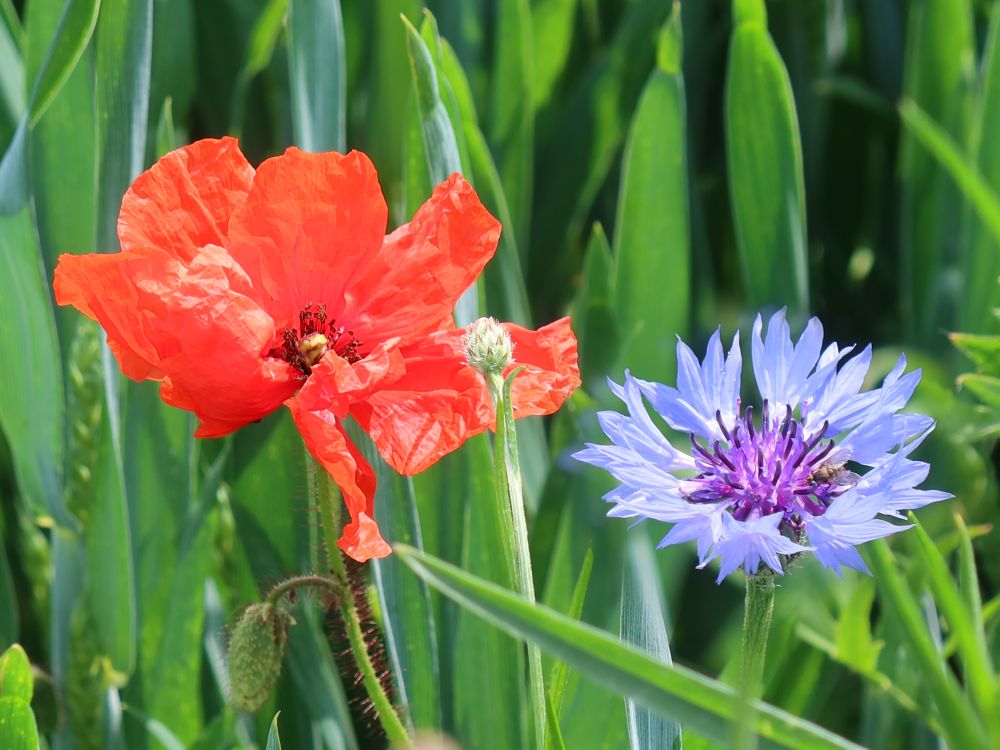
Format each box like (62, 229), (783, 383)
(266, 303), (362, 376)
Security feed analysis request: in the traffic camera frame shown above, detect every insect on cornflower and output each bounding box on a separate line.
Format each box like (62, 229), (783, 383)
(574, 310), (951, 582)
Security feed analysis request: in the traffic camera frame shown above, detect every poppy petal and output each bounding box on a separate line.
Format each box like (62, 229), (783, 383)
(118, 137), (254, 260)
(291, 339), (406, 416)
(54, 245), (297, 435)
(286, 400), (391, 562)
(348, 332), (494, 476)
(226, 148), (388, 320)
(504, 317), (581, 417)
(346, 174), (501, 346)
(352, 318), (580, 475)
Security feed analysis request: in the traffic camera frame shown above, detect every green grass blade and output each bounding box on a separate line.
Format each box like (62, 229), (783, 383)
(865, 540), (988, 748)
(547, 547), (592, 723)
(0, 204), (67, 523)
(287, 0), (345, 152)
(25, 0), (97, 273)
(0, 696), (39, 750)
(907, 515), (995, 723)
(621, 534), (681, 750)
(572, 223), (619, 387)
(0, 5), (22, 142)
(490, 0), (533, 245)
(94, 0), (153, 250)
(0, 644), (33, 701)
(27, 0), (100, 127)
(613, 5), (689, 381)
(530, 0), (578, 112)
(897, 0), (974, 342)
(959, 4), (1000, 332)
(724, 0), (808, 317)
(0, 541), (16, 649)
(266, 712), (282, 750)
(899, 100), (1000, 248)
(396, 544), (863, 750)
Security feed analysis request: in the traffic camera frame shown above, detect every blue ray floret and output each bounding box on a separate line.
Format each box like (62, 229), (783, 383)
(573, 310), (951, 582)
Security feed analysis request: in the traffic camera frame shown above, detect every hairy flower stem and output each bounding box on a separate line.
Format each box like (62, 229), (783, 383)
(488, 371), (547, 750)
(736, 573), (776, 750)
(265, 575), (339, 606)
(314, 462), (412, 747)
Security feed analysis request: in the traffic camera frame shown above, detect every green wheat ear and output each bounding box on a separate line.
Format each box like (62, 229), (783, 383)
(65, 318), (103, 529)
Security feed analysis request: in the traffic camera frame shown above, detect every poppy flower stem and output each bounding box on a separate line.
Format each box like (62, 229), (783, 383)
(490, 369), (547, 750)
(735, 572), (776, 750)
(314, 460), (412, 747)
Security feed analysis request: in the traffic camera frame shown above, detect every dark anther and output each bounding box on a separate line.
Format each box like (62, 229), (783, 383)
(715, 410), (732, 442)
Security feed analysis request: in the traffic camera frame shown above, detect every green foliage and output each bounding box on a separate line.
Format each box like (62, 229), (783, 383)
(1, 0), (1000, 748)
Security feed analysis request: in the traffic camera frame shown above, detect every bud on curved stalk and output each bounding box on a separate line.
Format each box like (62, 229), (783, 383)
(227, 602), (294, 713)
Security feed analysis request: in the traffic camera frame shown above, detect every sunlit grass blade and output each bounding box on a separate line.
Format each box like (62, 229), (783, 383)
(0, 205), (66, 524)
(907, 515), (996, 733)
(396, 544), (863, 750)
(621, 534), (680, 750)
(724, 0), (808, 318)
(490, 0), (533, 245)
(959, 4), (1000, 332)
(897, 0), (974, 342)
(266, 712), (282, 750)
(613, 4), (689, 382)
(865, 540), (988, 748)
(287, 0), (345, 152)
(529, 0), (577, 113)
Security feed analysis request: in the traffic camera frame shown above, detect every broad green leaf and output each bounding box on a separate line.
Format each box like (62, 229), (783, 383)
(95, 0), (153, 250)
(724, 0), (808, 317)
(0, 205), (67, 523)
(960, 3), (1000, 332)
(0, 645), (32, 701)
(621, 534), (681, 750)
(865, 540), (988, 749)
(288, 0), (345, 153)
(529, 0), (670, 302)
(266, 712), (282, 750)
(27, 0), (100, 127)
(490, 0), (533, 245)
(572, 223), (619, 387)
(530, 0), (578, 111)
(403, 13), (477, 327)
(613, 6), (689, 382)
(397, 545), (863, 750)
(897, 0), (975, 342)
(25, 0), (97, 274)
(0, 696), (39, 750)
(87, 380), (136, 677)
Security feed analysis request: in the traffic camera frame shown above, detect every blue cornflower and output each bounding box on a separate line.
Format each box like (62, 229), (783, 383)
(573, 310), (950, 582)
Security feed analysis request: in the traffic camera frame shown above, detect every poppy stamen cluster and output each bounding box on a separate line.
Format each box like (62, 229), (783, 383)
(267, 303), (362, 376)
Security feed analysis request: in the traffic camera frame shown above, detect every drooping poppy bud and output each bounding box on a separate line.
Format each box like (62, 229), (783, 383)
(228, 603), (294, 712)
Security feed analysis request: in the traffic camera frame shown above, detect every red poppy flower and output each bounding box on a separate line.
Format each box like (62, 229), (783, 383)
(54, 138), (580, 561)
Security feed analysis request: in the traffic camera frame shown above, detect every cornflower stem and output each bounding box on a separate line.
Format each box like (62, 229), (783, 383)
(488, 371), (547, 750)
(313, 458), (412, 747)
(736, 572), (776, 750)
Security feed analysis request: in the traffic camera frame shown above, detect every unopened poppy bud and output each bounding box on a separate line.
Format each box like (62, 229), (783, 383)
(228, 603), (294, 712)
(463, 317), (513, 377)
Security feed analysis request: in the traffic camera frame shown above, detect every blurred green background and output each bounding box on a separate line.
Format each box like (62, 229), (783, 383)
(2, 0), (1000, 748)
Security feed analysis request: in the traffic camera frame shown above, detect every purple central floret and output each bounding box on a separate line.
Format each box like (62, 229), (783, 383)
(685, 402), (851, 533)
(573, 309), (951, 582)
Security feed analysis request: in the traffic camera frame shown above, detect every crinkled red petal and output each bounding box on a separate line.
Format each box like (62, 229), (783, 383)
(504, 317), (581, 417)
(346, 174), (501, 346)
(226, 148), (388, 324)
(118, 137), (254, 260)
(54, 245), (296, 435)
(286, 400), (391, 562)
